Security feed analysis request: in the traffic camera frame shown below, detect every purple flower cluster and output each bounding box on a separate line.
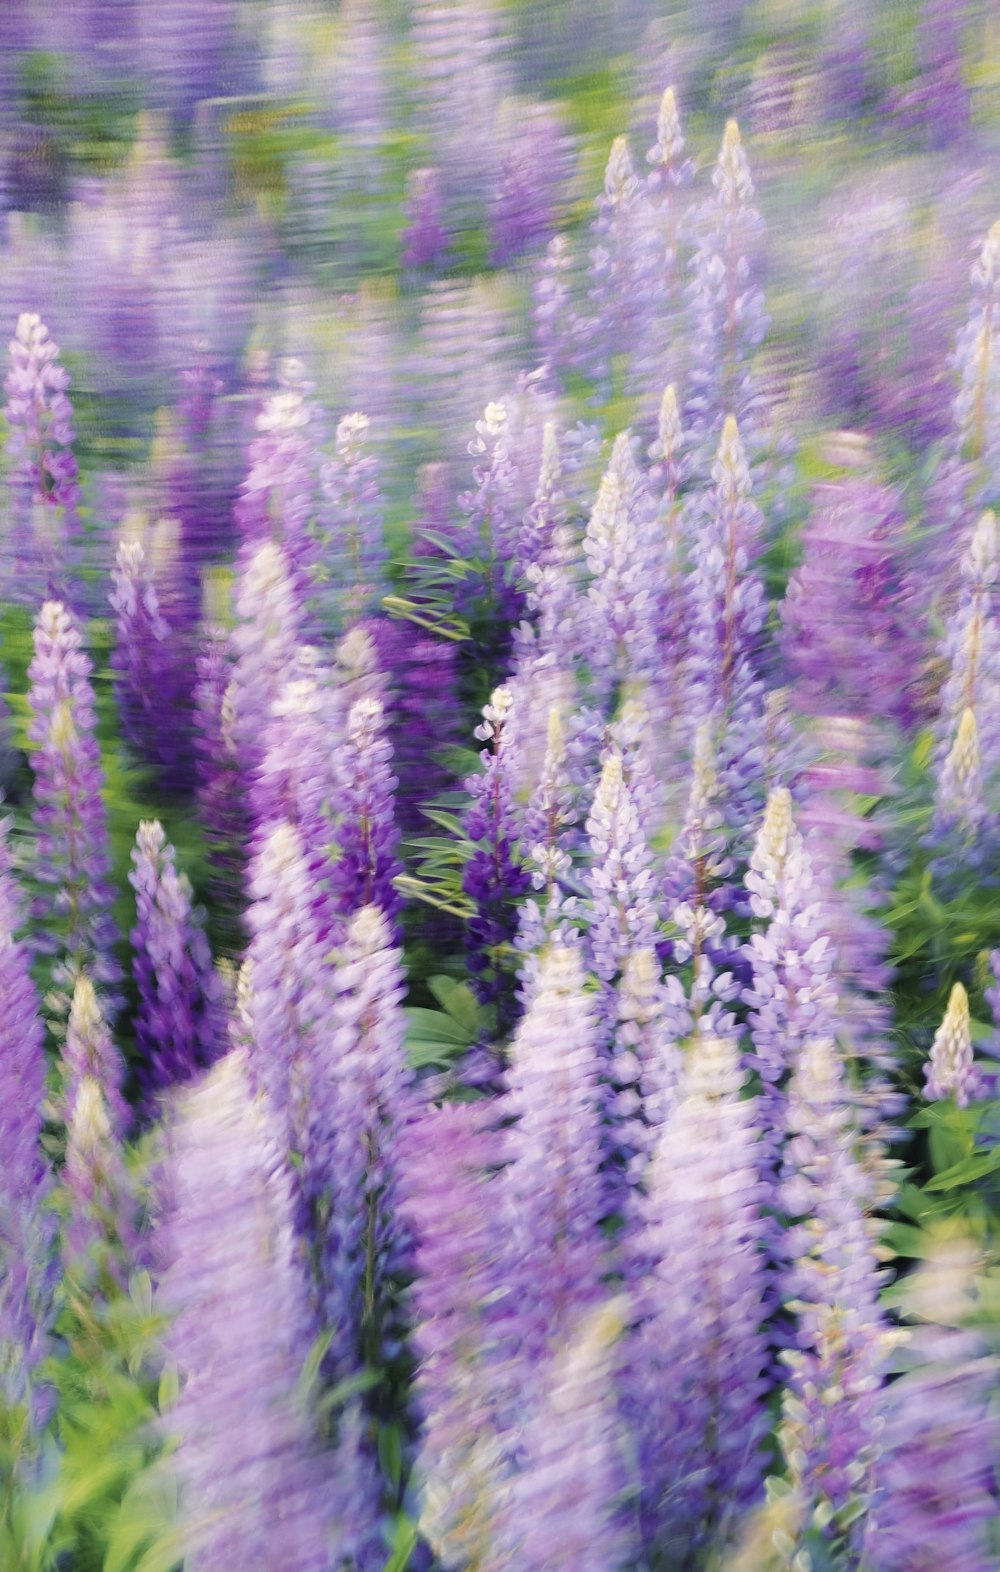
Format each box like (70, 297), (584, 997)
(129, 820), (223, 1103)
(26, 600), (122, 1018)
(2, 312), (80, 601)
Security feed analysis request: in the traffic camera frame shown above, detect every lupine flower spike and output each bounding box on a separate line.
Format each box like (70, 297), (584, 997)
(27, 601), (122, 1024)
(924, 981), (978, 1106)
(3, 312), (81, 603)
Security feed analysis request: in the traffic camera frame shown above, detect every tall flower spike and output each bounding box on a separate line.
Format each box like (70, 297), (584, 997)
(0, 811), (55, 1433)
(462, 685), (530, 1033)
(159, 1052), (364, 1572)
(635, 90), (694, 418)
(634, 1033), (769, 1564)
(686, 414), (769, 842)
(323, 904), (411, 1378)
(515, 706), (580, 993)
(245, 821), (335, 1260)
(871, 1238), (1000, 1570)
(401, 166), (449, 270)
(129, 820), (224, 1105)
(27, 600), (122, 1023)
(585, 748), (658, 1011)
(62, 974), (128, 1140)
(3, 312), (81, 604)
(318, 411), (386, 628)
(664, 719), (740, 1041)
(743, 788), (838, 1185)
(234, 357), (326, 618)
(193, 621), (249, 931)
(933, 705), (985, 846)
(613, 946), (682, 1223)
(586, 135), (644, 393)
(110, 535), (193, 790)
(924, 981), (978, 1106)
(510, 1299), (631, 1572)
(931, 510), (1000, 846)
(400, 1100), (508, 1572)
(457, 398), (523, 634)
(329, 693), (403, 931)
(686, 121), (768, 460)
(500, 942), (607, 1365)
(583, 432), (658, 693)
(777, 1037), (893, 1557)
(62, 1076), (136, 1287)
(231, 540), (305, 797)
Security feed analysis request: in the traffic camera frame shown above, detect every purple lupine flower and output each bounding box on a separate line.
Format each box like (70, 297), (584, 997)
(489, 102), (568, 268)
(510, 1299), (631, 1572)
(924, 982), (979, 1106)
(872, 1240), (1000, 1571)
(234, 360), (326, 617)
(170, 345), (234, 572)
(62, 1075), (136, 1287)
(500, 942), (607, 1363)
(933, 706), (986, 849)
(517, 419), (566, 582)
(462, 686), (530, 1033)
(129, 820), (224, 1105)
(323, 905), (411, 1376)
(457, 398), (523, 633)
(644, 86), (694, 207)
(612, 946), (682, 1221)
(401, 167), (450, 271)
(2, 311), (81, 603)
(0, 811), (55, 1428)
(372, 613), (462, 839)
(193, 620), (249, 930)
(27, 600), (122, 1021)
(329, 693), (403, 932)
(231, 540), (305, 793)
(663, 720), (741, 1042)
(778, 1036), (892, 1552)
(533, 233), (581, 386)
(515, 707), (582, 992)
(251, 651), (337, 840)
(781, 464), (922, 733)
(318, 410), (386, 628)
(743, 788), (838, 1189)
(583, 432), (659, 695)
(585, 135), (644, 393)
(158, 1051), (368, 1572)
(409, 0), (509, 221)
(110, 536), (193, 791)
(686, 414), (769, 841)
(632, 89), (694, 423)
(585, 748), (658, 1010)
(931, 510), (1000, 845)
(633, 1032), (769, 1563)
(61, 973), (128, 1140)
(400, 1100), (508, 1572)
(245, 821), (335, 1262)
(685, 121), (768, 463)
(928, 222), (1000, 597)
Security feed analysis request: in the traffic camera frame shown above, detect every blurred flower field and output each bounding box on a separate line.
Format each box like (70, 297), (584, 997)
(1, 2), (1000, 1569)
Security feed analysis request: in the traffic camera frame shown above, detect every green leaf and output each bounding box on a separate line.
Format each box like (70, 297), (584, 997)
(924, 1148), (1000, 1191)
(404, 1007), (472, 1045)
(378, 1423), (404, 1492)
(380, 1516), (419, 1572)
(426, 975), (481, 1034)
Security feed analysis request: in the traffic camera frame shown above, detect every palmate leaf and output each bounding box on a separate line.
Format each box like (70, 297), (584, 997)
(102, 1466), (181, 1572)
